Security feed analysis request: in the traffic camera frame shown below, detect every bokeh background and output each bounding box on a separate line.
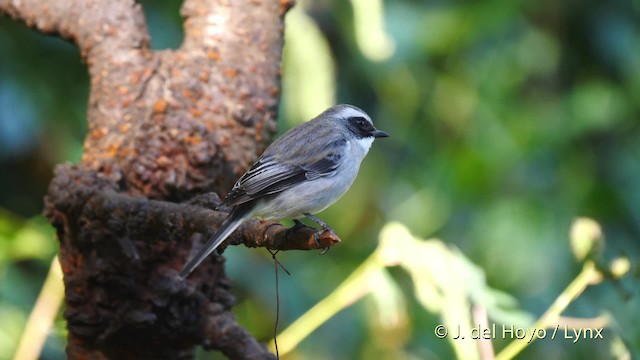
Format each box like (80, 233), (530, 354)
(1, 0), (639, 359)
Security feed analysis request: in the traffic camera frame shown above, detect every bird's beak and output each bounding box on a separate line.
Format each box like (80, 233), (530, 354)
(372, 130), (389, 138)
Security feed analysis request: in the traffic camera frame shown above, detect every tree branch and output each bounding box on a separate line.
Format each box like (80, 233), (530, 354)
(181, 0), (293, 52)
(86, 189), (340, 256)
(0, 0), (150, 61)
(204, 312), (276, 360)
(47, 164), (340, 261)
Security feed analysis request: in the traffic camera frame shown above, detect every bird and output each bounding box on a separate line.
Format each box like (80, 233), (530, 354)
(179, 104), (389, 278)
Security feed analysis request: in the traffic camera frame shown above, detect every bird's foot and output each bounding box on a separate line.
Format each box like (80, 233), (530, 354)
(303, 213), (335, 254)
(312, 230), (331, 255)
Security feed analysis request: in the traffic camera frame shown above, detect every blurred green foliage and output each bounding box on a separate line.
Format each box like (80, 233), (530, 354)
(1, 0), (639, 359)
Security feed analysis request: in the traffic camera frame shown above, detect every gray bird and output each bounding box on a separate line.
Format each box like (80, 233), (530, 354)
(179, 104), (388, 278)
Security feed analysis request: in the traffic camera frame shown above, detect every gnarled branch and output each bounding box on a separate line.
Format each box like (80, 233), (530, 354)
(46, 164), (340, 264)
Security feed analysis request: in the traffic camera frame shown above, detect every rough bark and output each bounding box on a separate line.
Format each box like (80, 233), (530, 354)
(0, 0), (315, 359)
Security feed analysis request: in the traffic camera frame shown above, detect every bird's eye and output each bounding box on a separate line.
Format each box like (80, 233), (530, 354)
(347, 115), (375, 137)
(351, 116), (369, 129)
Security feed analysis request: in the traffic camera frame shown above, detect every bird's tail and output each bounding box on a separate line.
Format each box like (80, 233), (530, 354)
(179, 206), (250, 278)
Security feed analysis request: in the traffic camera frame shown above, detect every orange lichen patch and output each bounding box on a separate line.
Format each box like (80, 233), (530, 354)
(142, 67), (153, 78)
(130, 71), (143, 84)
(205, 120), (215, 131)
(157, 155), (172, 167)
(190, 109), (202, 117)
(182, 89), (194, 100)
(104, 24), (117, 36)
(153, 99), (168, 113)
(107, 142), (121, 157)
(255, 122), (264, 142)
(184, 134), (203, 145)
(118, 123), (131, 133)
(188, 27), (201, 38)
(117, 85), (129, 95)
(239, 91), (250, 100)
(118, 147), (132, 158)
(219, 119), (231, 128)
(199, 70), (209, 82)
(207, 50), (221, 61)
(90, 127), (108, 139)
(224, 68), (238, 78)
(255, 99), (266, 112)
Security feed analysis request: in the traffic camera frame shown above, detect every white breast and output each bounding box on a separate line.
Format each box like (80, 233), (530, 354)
(354, 137), (374, 155)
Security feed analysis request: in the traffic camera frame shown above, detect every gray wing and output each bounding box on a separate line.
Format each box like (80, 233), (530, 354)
(220, 149), (343, 208)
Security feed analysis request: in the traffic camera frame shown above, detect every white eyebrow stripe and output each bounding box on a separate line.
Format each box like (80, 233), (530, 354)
(334, 106), (372, 123)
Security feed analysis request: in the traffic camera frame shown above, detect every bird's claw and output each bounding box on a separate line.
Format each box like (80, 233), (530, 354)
(313, 230), (331, 255)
